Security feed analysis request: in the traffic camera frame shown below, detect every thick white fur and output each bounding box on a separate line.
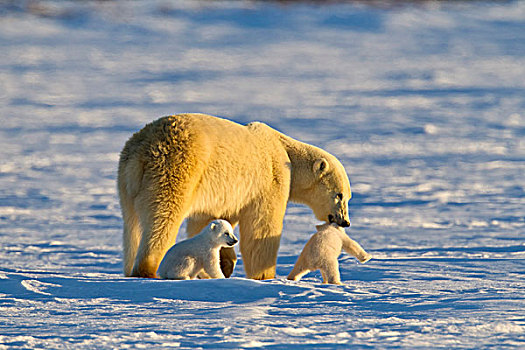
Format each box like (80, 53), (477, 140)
(287, 223), (371, 285)
(157, 220), (238, 280)
(118, 113), (352, 279)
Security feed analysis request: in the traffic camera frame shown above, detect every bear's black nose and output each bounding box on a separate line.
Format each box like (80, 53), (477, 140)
(341, 219), (351, 227)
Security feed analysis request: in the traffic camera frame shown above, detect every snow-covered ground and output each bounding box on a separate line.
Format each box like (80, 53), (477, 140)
(1, 0), (524, 348)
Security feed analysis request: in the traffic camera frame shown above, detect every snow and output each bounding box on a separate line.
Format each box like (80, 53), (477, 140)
(1, 0), (524, 348)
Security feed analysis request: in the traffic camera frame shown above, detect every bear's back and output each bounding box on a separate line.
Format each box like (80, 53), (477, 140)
(186, 116), (290, 217)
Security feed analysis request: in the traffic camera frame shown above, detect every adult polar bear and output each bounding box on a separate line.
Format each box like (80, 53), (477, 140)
(118, 113), (352, 279)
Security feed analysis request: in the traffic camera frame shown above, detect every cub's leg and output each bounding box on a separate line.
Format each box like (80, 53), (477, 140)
(320, 260), (342, 285)
(287, 254), (311, 282)
(341, 234), (372, 263)
(161, 257), (196, 280)
(189, 268), (205, 280)
(202, 258), (226, 279)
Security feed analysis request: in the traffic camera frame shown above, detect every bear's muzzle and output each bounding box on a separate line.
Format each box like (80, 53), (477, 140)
(328, 214), (351, 228)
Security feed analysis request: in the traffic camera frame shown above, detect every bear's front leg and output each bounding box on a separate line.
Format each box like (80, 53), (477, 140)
(219, 247), (237, 278)
(239, 195), (287, 280)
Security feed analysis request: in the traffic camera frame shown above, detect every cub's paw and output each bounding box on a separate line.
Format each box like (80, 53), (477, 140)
(359, 254), (372, 264)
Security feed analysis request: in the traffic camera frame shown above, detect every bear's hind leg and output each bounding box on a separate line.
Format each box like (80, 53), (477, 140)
(122, 203), (141, 277)
(119, 186), (141, 277)
(133, 221), (183, 278)
(132, 188), (194, 278)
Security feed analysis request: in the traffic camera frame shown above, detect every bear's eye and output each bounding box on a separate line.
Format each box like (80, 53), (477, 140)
(336, 193), (343, 201)
(224, 232), (229, 236)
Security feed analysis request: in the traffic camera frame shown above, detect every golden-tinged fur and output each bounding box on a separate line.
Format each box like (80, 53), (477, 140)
(118, 113), (352, 279)
(287, 223), (372, 285)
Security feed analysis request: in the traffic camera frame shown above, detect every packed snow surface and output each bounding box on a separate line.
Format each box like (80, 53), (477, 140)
(1, 0), (524, 348)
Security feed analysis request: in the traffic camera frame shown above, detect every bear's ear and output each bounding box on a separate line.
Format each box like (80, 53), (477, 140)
(313, 158), (329, 175)
(210, 222), (216, 231)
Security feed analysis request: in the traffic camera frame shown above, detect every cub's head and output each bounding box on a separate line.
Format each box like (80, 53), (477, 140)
(309, 157), (352, 228)
(315, 222), (346, 233)
(208, 219), (238, 248)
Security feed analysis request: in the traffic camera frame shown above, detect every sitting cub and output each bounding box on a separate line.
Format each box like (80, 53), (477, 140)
(287, 223), (371, 285)
(157, 219), (238, 280)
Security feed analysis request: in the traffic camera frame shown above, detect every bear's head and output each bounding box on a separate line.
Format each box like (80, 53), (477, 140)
(309, 157), (352, 228)
(208, 219), (238, 248)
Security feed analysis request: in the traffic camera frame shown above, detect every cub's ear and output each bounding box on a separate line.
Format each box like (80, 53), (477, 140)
(210, 222), (216, 231)
(313, 158), (329, 175)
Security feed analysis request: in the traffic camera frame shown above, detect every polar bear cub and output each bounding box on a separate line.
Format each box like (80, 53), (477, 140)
(157, 219), (238, 280)
(287, 223), (371, 285)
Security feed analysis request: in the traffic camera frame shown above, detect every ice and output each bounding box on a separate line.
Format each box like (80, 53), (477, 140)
(1, 0), (524, 349)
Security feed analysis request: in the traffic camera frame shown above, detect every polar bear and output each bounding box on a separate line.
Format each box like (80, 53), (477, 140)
(157, 219), (238, 280)
(118, 113), (352, 279)
(287, 223), (371, 285)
